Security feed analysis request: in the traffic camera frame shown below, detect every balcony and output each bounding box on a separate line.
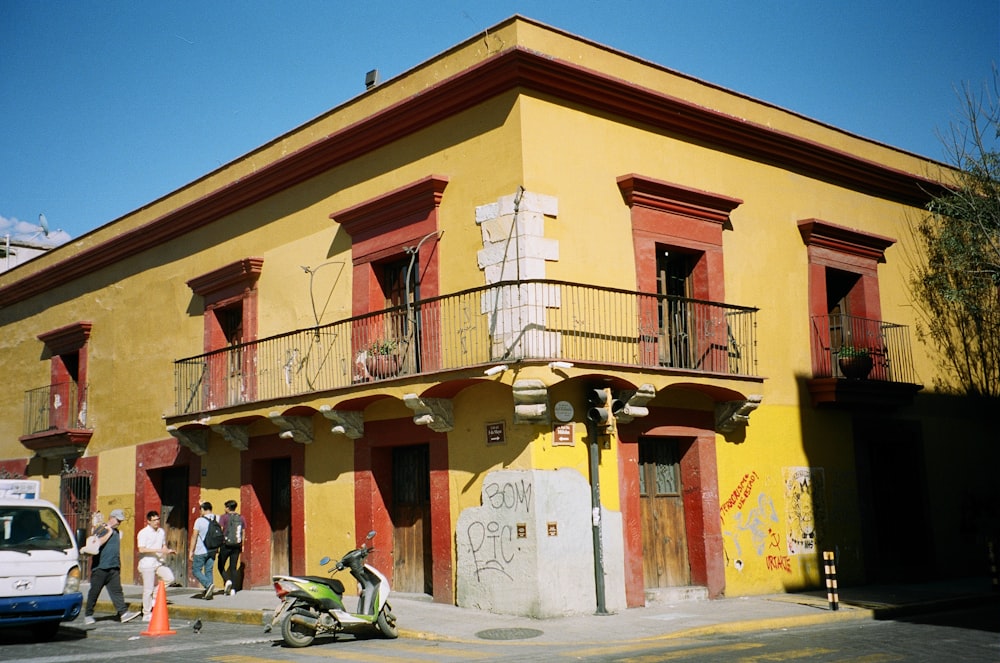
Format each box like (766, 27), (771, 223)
(807, 314), (922, 408)
(173, 279), (759, 416)
(20, 381), (93, 458)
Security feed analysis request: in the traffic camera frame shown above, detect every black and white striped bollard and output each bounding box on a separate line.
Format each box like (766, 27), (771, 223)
(823, 550), (839, 611)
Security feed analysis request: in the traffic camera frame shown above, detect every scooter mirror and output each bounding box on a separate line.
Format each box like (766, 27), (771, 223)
(366, 530), (376, 540)
(319, 556), (331, 566)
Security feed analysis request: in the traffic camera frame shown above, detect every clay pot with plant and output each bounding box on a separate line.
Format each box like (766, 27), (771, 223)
(837, 345), (873, 379)
(366, 338), (402, 378)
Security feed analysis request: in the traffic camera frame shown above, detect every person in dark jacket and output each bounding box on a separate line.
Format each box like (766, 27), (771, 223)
(218, 500), (246, 595)
(83, 509), (140, 624)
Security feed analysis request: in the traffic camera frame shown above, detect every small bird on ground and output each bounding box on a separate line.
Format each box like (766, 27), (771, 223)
(193, 619), (202, 634)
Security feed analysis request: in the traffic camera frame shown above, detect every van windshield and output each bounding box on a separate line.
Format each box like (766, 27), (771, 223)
(0, 506), (73, 551)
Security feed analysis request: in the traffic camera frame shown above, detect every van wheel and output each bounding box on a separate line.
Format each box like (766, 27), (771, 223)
(31, 621), (60, 641)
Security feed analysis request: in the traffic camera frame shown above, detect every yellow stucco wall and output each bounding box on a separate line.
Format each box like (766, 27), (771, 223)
(0, 17), (984, 602)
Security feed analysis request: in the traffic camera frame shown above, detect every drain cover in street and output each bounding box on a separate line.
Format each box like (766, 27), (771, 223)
(476, 627), (544, 640)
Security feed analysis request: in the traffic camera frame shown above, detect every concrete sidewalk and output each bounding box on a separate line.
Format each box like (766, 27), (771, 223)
(80, 576), (998, 643)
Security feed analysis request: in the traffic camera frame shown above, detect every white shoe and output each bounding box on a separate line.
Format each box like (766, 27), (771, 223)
(120, 611), (141, 623)
(224, 580), (232, 595)
(142, 614), (152, 622)
(84, 616), (96, 625)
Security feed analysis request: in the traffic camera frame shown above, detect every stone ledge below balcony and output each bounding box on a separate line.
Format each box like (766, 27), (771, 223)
(807, 377), (922, 409)
(19, 429), (93, 459)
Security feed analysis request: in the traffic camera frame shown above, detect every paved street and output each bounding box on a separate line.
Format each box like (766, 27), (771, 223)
(1, 602), (997, 662)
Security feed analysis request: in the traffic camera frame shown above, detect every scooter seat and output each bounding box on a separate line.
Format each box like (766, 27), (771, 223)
(303, 576), (345, 595)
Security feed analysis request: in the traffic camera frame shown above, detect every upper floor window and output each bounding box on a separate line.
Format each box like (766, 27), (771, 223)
(35, 321), (92, 431)
(332, 176), (447, 377)
(618, 174), (742, 370)
(187, 257), (263, 408)
(798, 218), (895, 377)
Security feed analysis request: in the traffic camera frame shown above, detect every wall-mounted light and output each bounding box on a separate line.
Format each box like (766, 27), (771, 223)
(484, 364), (508, 376)
(548, 361), (574, 370)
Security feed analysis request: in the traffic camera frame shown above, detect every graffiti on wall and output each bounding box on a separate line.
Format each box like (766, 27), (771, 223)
(465, 478), (533, 582)
(721, 470), (791, 573)
(721, 471), (759, 517)
(783, 466), (826, 555)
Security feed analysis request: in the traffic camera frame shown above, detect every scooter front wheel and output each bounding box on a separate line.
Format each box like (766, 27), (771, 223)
(281, 610), (317, 648)
(376, 604), (398, 639)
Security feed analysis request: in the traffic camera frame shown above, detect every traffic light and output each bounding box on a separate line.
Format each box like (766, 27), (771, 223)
(586, 388), (624, 428)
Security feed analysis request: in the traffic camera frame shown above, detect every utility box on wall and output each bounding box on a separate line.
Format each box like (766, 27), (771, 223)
(456, 468), (625, 617)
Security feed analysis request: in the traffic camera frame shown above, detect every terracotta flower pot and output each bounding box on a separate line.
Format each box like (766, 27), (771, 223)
(366, 354), (401, 379)
(838, 354), (873, 379)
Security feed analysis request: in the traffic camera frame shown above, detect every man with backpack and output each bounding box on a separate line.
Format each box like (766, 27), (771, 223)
(218, 500), (246, 595)
(188, 501), (222, 599)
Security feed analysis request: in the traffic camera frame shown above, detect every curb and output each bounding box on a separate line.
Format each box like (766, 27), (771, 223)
(93, 592), (997, 642)
(95, 599), (270, 626)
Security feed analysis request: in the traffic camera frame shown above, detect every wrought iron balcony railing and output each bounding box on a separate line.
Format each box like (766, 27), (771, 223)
(810, 314), (918, 383)
(23, 382), (89, 436)
(174, 279), (759, 415)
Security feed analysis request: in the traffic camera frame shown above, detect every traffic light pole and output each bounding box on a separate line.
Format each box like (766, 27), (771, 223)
(587, 420), (609, 615)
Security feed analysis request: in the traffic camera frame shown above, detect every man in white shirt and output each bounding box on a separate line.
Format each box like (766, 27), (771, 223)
(136, 511), (175, 621)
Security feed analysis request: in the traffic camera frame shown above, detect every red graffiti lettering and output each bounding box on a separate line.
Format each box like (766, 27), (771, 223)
(721, 471), (759, 516)
(766, 555), (792, 573)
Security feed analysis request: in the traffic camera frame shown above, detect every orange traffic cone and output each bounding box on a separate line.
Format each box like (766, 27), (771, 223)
(141, 580), (177, 636)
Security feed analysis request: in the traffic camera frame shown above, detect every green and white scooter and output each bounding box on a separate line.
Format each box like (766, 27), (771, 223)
(266, 531), (397, 647)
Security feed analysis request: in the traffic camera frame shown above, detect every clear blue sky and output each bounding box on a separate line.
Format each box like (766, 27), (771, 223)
(2, 1), (997, 244)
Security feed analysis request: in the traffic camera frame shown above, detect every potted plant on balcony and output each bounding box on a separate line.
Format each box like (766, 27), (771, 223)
(837, 345), (873, 379)
(365, 338), (402, 378)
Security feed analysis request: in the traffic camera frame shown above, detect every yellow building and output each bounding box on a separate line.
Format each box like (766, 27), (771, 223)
(1, 17), (993, 616)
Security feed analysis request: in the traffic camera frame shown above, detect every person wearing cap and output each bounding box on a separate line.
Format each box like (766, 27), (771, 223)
(83, 509), (141, 625)
(136, 510), (176, 621)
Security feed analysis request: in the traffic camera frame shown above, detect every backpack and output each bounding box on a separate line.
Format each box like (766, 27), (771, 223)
(223, 513), (242, 546)
(202, 515), (224, 551)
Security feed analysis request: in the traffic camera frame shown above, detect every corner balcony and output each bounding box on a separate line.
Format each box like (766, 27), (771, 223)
(20, 382), (93, 459)
(807, 314), (922, 408)
(173, 279), (759, 416)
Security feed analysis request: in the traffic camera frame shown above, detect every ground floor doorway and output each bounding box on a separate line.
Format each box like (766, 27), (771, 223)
(639, 436), (691, 588)
(855, 420), (929, 582)
(390, 444), (432, 594)
(251, 456), (292, 581)
(154, 466), (190, 585)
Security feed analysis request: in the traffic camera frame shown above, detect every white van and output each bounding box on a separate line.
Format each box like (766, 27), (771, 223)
(0, 479), (83, 639)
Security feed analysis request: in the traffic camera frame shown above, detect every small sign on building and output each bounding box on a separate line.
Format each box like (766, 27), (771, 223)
(553, 423), (574, 446)
(486, 421), (506, 445)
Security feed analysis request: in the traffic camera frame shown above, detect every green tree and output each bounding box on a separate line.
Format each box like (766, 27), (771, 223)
(911, 70), (1000, 397)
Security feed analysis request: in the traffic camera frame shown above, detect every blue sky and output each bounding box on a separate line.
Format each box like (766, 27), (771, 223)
(1, 1), (997, 244)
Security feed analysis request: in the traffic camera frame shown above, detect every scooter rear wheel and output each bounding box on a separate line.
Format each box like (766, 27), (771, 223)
(376, 605), (398, 639)
(281, 610), (316, 648)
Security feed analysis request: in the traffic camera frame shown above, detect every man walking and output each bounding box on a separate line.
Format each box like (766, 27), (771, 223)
(218, 500), (246, 595)
(136, 510), (175, 621)
(188, 501), (218, 599)
(83, 509), (140, 624)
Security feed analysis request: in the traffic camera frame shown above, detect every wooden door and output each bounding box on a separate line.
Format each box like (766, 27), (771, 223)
(391, 445), (431, 594)
(639, 437), (690, 588)
(158, 466), (189, 586)
(381, 257), (420, 374)
(656, 251), (696, 368)
(269, 458), (292, 578)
